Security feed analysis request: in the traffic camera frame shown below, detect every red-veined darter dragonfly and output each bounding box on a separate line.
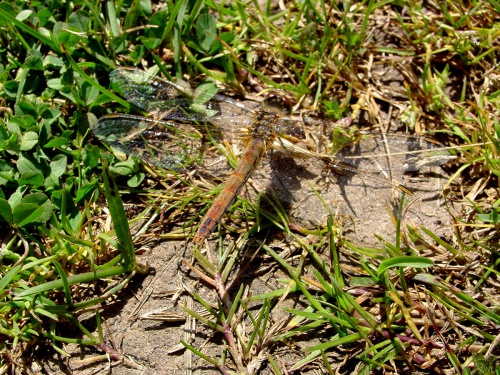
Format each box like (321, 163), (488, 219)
(93, 68), (453, 245)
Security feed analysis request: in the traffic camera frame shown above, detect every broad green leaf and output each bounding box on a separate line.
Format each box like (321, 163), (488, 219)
(0, 198), (13, 224)
(15, 9), (33, 21)
(75, 181), (98, 203)
(7, 119), (21, 135)
(24, 50), (44, 70)
(138, 36), (161, 50)
(56, 27), (80, 49)
(0, 2), (16, 28)
(0, 122), (7, 142)
(49, 154), (67, 177)
(196, 14), (216, 52)
(68, 10), (89, 33)
(109, 158), (138, 176)
(148, 11), (167, 38)
(66, 209), (84, 233)
(130, 45), (145, 64)
(110, 35), (127, 53)
(47, 78), (64, 90)
(127, 172), (145, 188)
(37, 26), (51, 41)
(80, 82), (99, 105)
(22, 192), (51, 206)
(44, 174), (59, 189)
(43, 54), (64, 68)
(89, 93), (113, 107)
(8, 186), (27, 208)
(19, 171), (44, 187)
(139, 0), (152, 16)
(17, 154), (45, 175)
(1, 132), (20, 154)
(13, 203), (45, 227)
(12, 114), (36, 127)
(0, 159), (15, 185)
(20, 131), (38, 151)
(3, 80), (18, 98)
(194, 80), (218, 105)
(44, 136), (69, 148)
(82, 145), (101, 169)
(13, 193), (52, 227)
(36, 8), (53, 28)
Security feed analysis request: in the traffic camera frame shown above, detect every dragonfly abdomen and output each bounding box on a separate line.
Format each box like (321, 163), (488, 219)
(193, 137), (267, 244)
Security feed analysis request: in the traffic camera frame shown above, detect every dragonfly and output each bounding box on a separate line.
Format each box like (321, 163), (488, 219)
(93, 68), (453, 245)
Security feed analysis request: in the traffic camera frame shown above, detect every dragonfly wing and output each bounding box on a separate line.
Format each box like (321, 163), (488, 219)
(109, 68), (256, 131)
(333, 132), (454, 173)
(93, 114), (235, 180)
(279, 132), (455, 194)
(93, 114), (206, 171)
(256, 132), (453, 246)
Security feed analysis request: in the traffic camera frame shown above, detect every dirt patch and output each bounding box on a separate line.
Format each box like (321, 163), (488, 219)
(38, 240), (325, 374)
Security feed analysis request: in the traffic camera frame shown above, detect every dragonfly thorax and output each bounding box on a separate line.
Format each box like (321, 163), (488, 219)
(250, 111), (280, 140)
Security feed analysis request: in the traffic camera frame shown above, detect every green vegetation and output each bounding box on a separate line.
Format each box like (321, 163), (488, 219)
(0, 0), (498, 373)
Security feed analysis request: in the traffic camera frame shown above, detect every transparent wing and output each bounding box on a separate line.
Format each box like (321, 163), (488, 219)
(272, 130), (453, 194)
(333, 132), (454, 173)
(93, 114), (218, 171)
(258, 131), (453, 246)
(109, 68), (257, 131)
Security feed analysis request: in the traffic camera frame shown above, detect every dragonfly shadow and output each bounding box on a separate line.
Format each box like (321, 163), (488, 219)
(268, 150), (318, 194)
(264, 148), (367, 221)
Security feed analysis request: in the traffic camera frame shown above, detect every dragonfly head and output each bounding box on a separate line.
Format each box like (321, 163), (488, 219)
(260, 93), (293, 116)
